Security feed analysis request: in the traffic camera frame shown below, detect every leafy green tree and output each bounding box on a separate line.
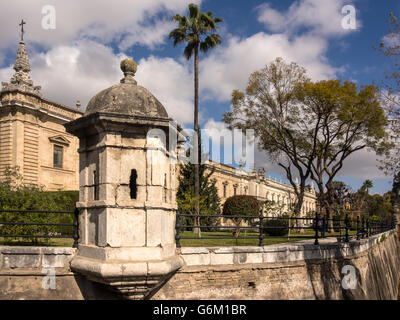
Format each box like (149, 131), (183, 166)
(361, 179), (374, 194)
(391, 171), (400, 209)
(374, 13), (400, 176)
(295, 80), (390, 229)
(366, 193), (392, 218)
(222, 195), (261, 238)
(263, 199), (286, 217)
(169, 3), (223, 221)
(176, 158), (221, 237)
(223, 58), (314, 217)
(331, 181), (352, 217)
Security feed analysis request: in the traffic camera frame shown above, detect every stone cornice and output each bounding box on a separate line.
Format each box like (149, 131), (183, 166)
(0, 95), (81, 122)
(65, 111), (174, 138)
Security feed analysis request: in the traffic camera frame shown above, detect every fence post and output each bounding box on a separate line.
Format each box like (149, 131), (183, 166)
(314, 211), (319, 245)
(356, 216), (360, 240)
(258, 208), (264, 247)
(175, 212), (181, 249)
(325, 218), (328, 237)
(344, 213), (349, 243)
(364, 218), (366, 237)
(73, 208), (79, 248)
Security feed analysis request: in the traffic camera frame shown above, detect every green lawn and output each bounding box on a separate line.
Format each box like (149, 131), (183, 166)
(179, 230), (309, 247)
(0, 237), (74, 247)
(0, 229), (358, 248)
(178, 229), (358, 247)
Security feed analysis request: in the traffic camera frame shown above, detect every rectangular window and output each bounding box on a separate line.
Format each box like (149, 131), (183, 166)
(53, 145), (63, 168)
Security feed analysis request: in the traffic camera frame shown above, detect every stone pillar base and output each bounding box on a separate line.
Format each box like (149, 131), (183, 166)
(70, 255), (183, 300)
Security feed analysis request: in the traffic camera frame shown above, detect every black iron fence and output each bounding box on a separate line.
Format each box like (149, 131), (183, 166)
(175, 210), (396, 248)
(0, 208), (79, 248)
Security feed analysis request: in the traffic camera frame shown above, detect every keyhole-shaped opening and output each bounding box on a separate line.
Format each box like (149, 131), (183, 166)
(94, 170), (99, 200)
(130, 169), (138, 199)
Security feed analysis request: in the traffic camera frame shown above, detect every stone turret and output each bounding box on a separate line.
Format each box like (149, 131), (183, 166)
(1, 41), (41, 97)
(65, 58), (184, 299)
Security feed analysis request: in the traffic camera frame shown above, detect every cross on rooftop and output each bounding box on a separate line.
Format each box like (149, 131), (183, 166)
(19, 19), (26, 42)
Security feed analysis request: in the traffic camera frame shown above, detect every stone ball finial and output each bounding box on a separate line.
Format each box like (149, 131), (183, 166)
(121, 58), (137, 76)
(120, 58), (137, 84)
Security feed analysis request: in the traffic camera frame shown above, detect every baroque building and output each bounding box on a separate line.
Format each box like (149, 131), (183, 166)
(0, 40), (82, 190)
(0, 39), (317, 214)
(205, 160), (316, 216)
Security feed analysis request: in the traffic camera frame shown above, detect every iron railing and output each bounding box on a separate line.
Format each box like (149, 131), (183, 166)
(0, 208), (79, 248)
(175, 210), (395, 248)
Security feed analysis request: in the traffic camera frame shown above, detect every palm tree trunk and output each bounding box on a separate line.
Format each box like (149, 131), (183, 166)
(194, 46), (201, 238)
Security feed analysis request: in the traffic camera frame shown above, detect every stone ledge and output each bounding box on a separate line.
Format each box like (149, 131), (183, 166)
(0, 247), (76, 269)
(0, 268), (74, 276)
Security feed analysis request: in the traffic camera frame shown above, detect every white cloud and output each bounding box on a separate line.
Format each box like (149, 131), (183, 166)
(0, 0), (201, 50)
(28, 40), (124, 108)
(256, 0), (360, 36)
(0, 41), (194, 124)
(199, 32), (337, 102)
(336, 148), (387, 180)
(136, 56), (194, 124)
(0, 66), (13, 84)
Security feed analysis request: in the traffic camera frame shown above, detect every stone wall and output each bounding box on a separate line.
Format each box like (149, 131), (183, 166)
(152, 231), (400, 300)
(0, 246), (119, 300)
(0, 230), (399, 300)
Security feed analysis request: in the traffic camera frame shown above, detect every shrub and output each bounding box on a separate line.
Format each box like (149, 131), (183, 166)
(0, 166), (78, 243)
(222, 195), (262, 237)
(263, 216), (289, 236)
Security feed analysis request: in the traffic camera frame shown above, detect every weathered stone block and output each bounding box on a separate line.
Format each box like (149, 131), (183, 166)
(42, 254), (69, 268)
(86, 208), (103, 246)
(2, 248), (41, 268)
(106, 208), (146, 247)
(146, 210), (164, 247)
(120, 149), (146, 185)
(210, 252), (234, 265)
(234, 252), (263, 264)
(146, 186), (164, 202)
(99, 183), (116, 204)
(100, 148), (121, 184)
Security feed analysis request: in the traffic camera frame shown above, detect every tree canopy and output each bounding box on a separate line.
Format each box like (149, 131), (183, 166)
(224, 58), (390, 221)
(223, 58), (314, 216)
(374, 12), (400, 176)
(295, 80), (389, 222)
(169, 3), (223, 60)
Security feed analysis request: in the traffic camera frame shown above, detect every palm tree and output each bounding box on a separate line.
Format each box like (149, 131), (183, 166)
(169, 3), (223, 237)
(362, 180), (374, 194)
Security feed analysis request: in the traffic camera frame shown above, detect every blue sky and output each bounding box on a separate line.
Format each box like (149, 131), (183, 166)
(0, 0), (399, 195)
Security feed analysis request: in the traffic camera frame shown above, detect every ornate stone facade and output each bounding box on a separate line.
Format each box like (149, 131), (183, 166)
(0, 41), (82, 190)
(205, 160), (317, 216)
